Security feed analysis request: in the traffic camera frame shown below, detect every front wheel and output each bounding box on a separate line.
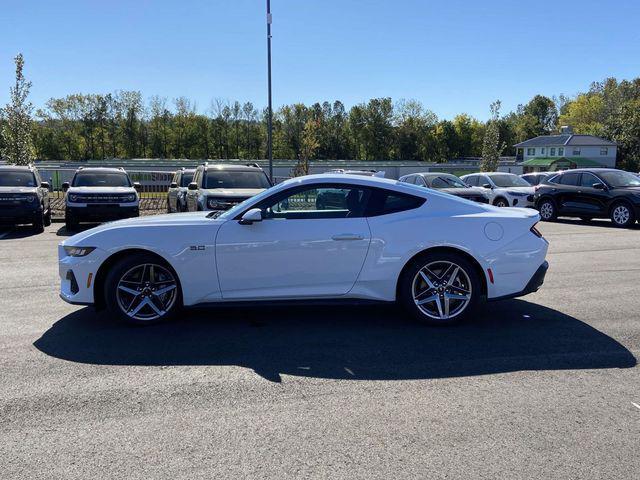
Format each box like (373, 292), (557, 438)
(494, 198), (509, 208)
(610, 202), (635, 228)
(104, 253), (181, 325)
(398, 252), (481, 326)
(32, 211), (45, 233)
(538, 199), (557, 221)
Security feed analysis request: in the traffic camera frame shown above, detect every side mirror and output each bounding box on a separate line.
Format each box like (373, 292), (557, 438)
(239, 208), (263, 225)
(482, 183), (492, 189)
(133, 182), (142, 192)
(40, 181), (50, 189)
(170, 182), (178, 189)
(592, 182), (606, 190)
(188, 182), (198, 191)
(62, 182), (70, 192)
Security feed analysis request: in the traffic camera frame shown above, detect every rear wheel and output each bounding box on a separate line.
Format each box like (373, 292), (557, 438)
(399, 252), (481, 326)
(104, 253), (181, 325)
(610, 202), (635, 228)
(538, 199), (557, 221)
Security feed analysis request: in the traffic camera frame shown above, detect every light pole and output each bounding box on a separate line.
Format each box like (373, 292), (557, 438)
(266, 0), (273, 182)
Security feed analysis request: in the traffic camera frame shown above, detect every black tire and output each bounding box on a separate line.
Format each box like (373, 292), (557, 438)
(538, 198), (557, 222)
(493, 197), (509, 208)
(32, 211), (45, 233)
(104, 252), (182, 325)
(43, 207), (52, 227)
(65, 213), (78, 232)
(610, 201), (635, 228)
(398, 251), (482, 326)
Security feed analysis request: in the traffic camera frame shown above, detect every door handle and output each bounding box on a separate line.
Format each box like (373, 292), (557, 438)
(331, 234), (364, 241)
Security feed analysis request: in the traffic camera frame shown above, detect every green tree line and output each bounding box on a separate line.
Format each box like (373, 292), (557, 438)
(1, 55), (639, 171)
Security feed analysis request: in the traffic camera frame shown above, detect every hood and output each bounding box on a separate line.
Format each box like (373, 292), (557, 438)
(61, 211), (222, 246)
(202, 188), (266, 198)
(0, 186), (38, 194)
(66, 186), (137, 194)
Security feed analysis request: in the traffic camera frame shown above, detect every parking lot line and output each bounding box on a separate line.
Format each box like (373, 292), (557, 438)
(632, 402), (640, 411)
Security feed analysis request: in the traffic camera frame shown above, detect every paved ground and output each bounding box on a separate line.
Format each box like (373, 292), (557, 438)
(0, 219), (639, 479)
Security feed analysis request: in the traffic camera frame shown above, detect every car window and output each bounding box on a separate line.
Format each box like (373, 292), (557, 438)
(430, 175), (467, 189)
(365, 188), (425, 217)
(263, 186), (369, 219)
(463, 176), (477, 186)
(479, 176), (492, 187)
(204, 171), (271, 189)
(580, 173), (600, 188)
(521, 175), (536, 185)
(559, 173), (580, 186)
(414, 176), (426, 186)
(400, 175), (413, 184)
(181, 172), (194, 187)
(72, 172), (131, 187)
(488, 174), (530, 187)
(598, 170), (640, 188)
(0, 171), (37, 187)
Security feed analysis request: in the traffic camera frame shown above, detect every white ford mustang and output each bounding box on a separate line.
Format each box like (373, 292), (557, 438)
(59, 174), (549, 325)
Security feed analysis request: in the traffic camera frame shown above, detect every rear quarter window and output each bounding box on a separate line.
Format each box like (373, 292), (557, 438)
(366, 189), (425, 217)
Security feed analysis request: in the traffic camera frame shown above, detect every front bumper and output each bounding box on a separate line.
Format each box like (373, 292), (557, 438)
(489, 261), (549, 301)
(0, 204), (41, 224)
(510, 195), (535, 207)
(66, 204), (139, 222)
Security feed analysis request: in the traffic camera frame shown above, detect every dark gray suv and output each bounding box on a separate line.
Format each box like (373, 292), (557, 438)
(0, 165), (51, 232)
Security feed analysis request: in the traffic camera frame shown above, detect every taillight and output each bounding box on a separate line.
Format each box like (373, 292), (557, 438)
(530, 222), (543, 238)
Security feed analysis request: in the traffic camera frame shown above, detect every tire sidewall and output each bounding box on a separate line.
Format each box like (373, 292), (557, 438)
(399, 251), (482, 326)
(104, 252), (182, 325)
(494, 198), (508, 208)
(538, 199), (557, 221)
(610, 202), (635, 227)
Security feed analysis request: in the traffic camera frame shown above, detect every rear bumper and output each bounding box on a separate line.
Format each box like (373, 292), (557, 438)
(489, 261), (549, 302)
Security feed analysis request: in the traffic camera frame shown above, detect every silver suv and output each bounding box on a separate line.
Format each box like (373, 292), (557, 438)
(63, 167), (141, 230)
(185, 163), (271, 212)
(0, 165), (51, 232)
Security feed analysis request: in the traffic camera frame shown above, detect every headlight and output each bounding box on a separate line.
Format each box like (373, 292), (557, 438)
(24, 194), (37, 203)
(64, 246), (96, 257)
(124, 193), (137, 202)
(207, 198), (225, 209)
(68, 194), (78, 202)
(506, 191), (528, 196)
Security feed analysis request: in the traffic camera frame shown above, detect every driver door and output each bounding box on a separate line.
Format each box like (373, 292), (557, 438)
(215, 184), (372, 299)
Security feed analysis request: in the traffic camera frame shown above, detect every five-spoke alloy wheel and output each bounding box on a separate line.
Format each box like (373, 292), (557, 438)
(400, 252), (481, 325)
(105, 253), (181, 324)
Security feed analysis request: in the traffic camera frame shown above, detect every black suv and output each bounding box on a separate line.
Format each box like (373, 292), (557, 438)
(0, 165), (51, 232)
(63, 167), (141, 230)
(186, 163), (271, 212)
(534, 168), (640, 227)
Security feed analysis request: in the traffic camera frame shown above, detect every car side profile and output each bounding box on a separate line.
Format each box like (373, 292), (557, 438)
(534, 168), (640, 227)
(63, 167), (141, 231)
(461, 172), (536, 208)
(185, 163), (272, 212)
(59, 174), (549, 326)
(399, 172), (489, 203)
(0, 165), (51, 232)
(167, 168), (195, 213)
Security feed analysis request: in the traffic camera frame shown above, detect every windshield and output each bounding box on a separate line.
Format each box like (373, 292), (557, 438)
(489, 174), (530, 188)
(180, 172), (194, 187)
(0, 171), (37, 187)
(73, 172), (131, 187)
(599, 170), (640, 188)
(204, 171), (271, 189)
(429, 175), (468, 189)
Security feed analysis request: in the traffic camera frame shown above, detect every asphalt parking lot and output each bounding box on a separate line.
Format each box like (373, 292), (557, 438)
(1, 219), (639, 479)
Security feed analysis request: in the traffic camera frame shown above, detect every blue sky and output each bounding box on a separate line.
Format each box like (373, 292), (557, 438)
(1, 0), (639, 120)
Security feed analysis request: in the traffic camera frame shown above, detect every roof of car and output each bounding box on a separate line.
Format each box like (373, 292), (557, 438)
(0, 165), (35, 171)
(550, 168), (620, 174)
(200, 163), (264, 172)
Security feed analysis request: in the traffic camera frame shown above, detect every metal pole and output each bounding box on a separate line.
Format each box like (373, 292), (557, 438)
(266, 0), (273, 182)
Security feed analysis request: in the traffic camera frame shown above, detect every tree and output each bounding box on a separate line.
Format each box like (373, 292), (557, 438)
(292, 119), (320, 177)
(480, 101), (505, 172)
(1, 54), (35, 165)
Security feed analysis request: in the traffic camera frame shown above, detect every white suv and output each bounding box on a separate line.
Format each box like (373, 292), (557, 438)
(461, 172), (535, 208)
(62, 167), (140, 230)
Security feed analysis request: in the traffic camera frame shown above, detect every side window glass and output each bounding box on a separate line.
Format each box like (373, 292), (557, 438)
(366, 189), (425, 217)
(264, 186), (369, 220)
(580, 173), (598, 187)
(560, 173), (580, 186)
(431, 177), (448, 188)
(415, 176), (426, 186)
(464, 176), (477, 186)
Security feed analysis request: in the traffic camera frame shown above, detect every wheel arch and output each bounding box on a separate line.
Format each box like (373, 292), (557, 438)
(608, 198), (634, 215)
(395, 246), (488, 301)
(93, 248), (182, 309)
(492, 196), (509, 206)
